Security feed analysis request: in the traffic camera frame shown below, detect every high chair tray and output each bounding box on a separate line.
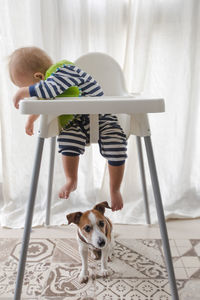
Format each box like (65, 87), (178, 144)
(19, 95), (165, 115)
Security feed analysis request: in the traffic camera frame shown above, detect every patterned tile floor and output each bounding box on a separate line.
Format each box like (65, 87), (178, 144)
(0, 233), (200, 299)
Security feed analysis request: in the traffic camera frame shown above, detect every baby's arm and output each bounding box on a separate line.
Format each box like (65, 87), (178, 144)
(25, 114), (39, 136)
(29, 67), (80, 98)
(13, 87), (30, 109)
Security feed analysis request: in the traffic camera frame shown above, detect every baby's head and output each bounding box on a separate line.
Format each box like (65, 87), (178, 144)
(9, 46), (53, 87)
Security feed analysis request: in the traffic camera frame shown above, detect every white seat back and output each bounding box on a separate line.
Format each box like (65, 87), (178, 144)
(75, 53), (131, 138)
(75, 52), (128, 96)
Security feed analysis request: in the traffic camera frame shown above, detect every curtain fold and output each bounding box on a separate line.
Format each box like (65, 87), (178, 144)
(0, 0), (200, 227)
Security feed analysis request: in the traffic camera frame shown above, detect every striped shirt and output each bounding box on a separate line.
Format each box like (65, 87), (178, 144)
(29, 64), (104, 98)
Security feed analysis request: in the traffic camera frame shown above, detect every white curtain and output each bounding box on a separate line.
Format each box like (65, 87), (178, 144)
(0, 0), (200, 227)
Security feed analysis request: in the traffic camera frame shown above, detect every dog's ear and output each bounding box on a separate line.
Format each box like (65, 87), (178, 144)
(66, 212), (83, 225)
(93, 201), (111, 215)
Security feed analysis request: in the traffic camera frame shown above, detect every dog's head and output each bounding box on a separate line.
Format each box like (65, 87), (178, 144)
(66, 201), (112, 249)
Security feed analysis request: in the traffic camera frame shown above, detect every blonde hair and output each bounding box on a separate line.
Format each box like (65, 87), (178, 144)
(9, 46), (53, 81)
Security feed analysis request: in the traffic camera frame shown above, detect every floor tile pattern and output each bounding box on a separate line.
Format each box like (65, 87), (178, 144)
(0, 237), (200, 299)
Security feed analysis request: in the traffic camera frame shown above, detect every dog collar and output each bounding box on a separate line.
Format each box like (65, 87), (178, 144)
(77, 230), (99, 250)
(78, 230), (88, 244)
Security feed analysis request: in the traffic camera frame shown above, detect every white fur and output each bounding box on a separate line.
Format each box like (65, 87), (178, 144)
(78, 237), (89, 283)
(89, 212), (107, 249)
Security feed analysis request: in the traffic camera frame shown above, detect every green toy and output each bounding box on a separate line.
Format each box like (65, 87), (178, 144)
(45, 60), (80, 129)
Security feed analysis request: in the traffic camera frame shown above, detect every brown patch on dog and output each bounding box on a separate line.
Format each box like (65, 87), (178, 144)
(66, 212), (82, 225)
(104, 216), (112, 241)
(93, 201), (111, 215)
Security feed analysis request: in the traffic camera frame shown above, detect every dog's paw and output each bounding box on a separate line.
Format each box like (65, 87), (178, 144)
(79, 271), (89, 284)
(100, 269), (111, 278)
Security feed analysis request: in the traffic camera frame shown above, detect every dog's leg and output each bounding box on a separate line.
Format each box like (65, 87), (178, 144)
(100, 246), (111, 277)
(108, 232), (115, 261)
(78, 241), (89, 283)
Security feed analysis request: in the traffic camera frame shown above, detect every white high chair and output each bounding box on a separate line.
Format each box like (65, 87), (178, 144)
(14, 53), (179, 300)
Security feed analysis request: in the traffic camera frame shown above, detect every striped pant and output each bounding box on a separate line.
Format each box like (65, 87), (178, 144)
(57, 114), (127, 166)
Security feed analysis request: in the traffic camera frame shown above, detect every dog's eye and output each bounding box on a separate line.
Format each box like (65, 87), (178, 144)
(98, 220), (104, 227)
(84, 225), (91, 233)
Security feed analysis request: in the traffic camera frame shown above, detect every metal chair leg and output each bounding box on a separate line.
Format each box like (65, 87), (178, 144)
(144, 136), (179, 300)
(45, 136), (56, 226)
(136, 136), (151, 224)
(14, 137), (45, 300)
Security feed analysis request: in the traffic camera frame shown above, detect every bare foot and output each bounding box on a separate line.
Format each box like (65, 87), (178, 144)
(110, 190), (123, 211)
(59, 179), (77, 199)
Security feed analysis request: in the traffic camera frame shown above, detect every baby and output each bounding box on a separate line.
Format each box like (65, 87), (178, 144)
(9, 46), (127, 211)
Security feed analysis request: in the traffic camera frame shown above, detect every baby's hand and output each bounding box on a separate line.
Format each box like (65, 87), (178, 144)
(25, 121), (34, 136)
(13, 87), (30, 109)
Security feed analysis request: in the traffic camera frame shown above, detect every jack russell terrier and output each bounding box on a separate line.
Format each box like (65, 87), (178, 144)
(66, 201), (114, 283)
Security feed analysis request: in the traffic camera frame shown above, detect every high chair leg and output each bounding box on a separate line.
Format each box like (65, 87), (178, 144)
(45, 136), (56, 225)
(136, 136), (151, 224)
(14, 137), (45, 300)
(144, 136), (179, 300)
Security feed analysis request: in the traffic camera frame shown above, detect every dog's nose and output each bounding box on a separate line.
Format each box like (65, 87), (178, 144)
(98, 237), (105, 248)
